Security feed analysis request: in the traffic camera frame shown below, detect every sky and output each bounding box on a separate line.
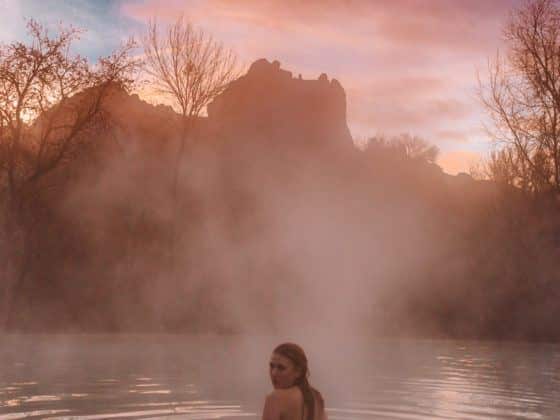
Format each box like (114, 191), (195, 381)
(0, 0), (524, 174)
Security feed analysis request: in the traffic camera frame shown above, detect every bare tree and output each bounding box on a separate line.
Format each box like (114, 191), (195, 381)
(396, 133), (439, 164)
(366, 133), (439, 164)
(479, 0), (560, 194)
(1, 20), (137, 209)
(470, 147), (526, 187)
(141, 15), (239, 194)
(0, 19), (138, 329)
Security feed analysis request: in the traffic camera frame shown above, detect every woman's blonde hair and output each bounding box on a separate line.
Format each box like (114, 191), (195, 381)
(273, 343), (324, 420)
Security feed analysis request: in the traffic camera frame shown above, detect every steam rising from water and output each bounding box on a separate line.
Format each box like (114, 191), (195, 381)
(55, 133), (439, 336)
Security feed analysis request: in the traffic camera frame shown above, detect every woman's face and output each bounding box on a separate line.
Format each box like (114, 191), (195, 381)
(269, 352), (301, 389)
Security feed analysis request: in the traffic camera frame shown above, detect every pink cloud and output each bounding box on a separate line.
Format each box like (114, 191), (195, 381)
(435, 129), (471, 143)
(350, 99), (472, 131)
(121, 0), (522, 157)
(122, 0), (514, 52)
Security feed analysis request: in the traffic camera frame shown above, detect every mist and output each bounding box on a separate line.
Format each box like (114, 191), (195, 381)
(2, 57), (559, 343)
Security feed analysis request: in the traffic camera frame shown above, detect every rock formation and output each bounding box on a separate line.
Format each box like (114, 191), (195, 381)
(207, 58), (354, 154)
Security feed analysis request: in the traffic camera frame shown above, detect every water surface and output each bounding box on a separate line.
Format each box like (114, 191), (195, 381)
(0, 335), (559, 419)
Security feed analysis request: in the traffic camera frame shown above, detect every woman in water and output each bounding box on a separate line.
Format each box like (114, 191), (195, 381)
(262, 343), (327, 420)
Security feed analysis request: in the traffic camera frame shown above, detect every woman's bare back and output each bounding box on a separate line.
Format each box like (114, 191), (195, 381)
(262, 387), (326, 420)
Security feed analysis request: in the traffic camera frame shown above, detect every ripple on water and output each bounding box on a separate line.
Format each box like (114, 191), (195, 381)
(328, 406), (441, 420)
(1, 337), (559, 419)
(137, 389), (172, 394)
(0, 409), (71, 419)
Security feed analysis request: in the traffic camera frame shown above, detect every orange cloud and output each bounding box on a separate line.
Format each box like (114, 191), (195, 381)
(438, 150), (482, 175)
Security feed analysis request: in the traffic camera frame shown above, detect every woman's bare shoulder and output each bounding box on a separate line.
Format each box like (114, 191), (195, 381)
(266, 387), (301, 402)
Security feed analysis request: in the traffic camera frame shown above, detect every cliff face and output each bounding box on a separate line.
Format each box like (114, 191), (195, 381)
(207, 59), (354, 153)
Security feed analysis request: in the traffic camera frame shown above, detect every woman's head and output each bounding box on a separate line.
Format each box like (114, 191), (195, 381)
(268, 343), (324, 420)
(269, 343), (308, 389)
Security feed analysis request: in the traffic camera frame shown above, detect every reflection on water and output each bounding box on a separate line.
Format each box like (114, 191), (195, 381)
(0, 335), (559, 419)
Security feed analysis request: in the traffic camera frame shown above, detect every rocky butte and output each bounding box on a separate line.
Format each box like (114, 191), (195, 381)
(206, 58), (355, 155)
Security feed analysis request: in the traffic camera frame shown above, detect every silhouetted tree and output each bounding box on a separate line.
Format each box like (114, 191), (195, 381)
(142, 15), (239, 196)
(0, 20), (138, 329)
(475, 0), (560, 339)
(365, 133), (439, 164)
(480, 0), (560, 193)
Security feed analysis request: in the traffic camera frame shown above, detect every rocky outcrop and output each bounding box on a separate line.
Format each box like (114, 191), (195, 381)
(207, 59), (354, 153)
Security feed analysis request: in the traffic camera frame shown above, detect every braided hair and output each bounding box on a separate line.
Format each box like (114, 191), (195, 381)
(273, 343), (324, 420)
